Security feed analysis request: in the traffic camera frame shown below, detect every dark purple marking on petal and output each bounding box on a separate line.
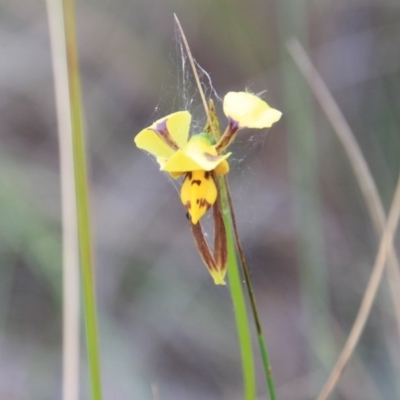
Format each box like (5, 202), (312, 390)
(154, 119), (168, 134)
(228, 116), (240, 132)
(215, 117), (240, 152)
(150, 119), (179, 150)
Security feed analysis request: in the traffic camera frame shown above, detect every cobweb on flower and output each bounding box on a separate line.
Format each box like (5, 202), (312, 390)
(147, 28), (219, 129)
(145, 25), (225, 192)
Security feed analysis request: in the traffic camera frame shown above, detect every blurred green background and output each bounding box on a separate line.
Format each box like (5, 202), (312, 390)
(1, 0), (400, 399)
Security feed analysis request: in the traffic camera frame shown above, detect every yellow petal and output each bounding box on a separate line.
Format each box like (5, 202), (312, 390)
(181, 170), (217, 224)
(134, 128), (175, 159)
(214, 159), (229, 176)
(223, 91), (282, 129)
(163, 110), (191, 148)
(162, 134), (231, 172)
(134, 111), (191, 158)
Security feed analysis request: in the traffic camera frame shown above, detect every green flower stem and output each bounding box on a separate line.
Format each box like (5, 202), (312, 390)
(225, 179), (277, 400)
(258, 334), (277, 400)
(63, 1), (103, 399)
(218, 176), (255, 400)
(220, 177), (278, 400)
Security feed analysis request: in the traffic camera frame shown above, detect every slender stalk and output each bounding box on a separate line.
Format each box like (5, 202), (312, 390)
(286, 38), (400, 340)
(223, 177), (278, 400)
(218, 180), (256, 400)
(62, 1), (102, 399)
(46, 1), (80, 399)
(316, 171), (400, 400)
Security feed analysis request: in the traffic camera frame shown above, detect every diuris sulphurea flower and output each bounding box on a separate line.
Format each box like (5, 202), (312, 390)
(134, 91), (281, 284)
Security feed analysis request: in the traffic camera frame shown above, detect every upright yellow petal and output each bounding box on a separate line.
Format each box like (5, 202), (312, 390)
(134, 129), (175, 159)
(134, 111), (191, 158)
(223, 92), (282, 129)
(165, 111), (192, 148)
(181, 170), (217, 224)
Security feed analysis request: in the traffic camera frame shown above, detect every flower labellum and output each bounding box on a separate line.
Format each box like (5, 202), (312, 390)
(180, 171), (217, 225)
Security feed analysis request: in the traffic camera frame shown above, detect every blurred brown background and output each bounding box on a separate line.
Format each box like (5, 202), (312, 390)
(1, 0), (400, 399)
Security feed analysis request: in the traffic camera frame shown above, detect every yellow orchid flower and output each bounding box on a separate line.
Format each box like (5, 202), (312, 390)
(135, 113), (231, 224)
(134, 91), (281, 284)
(134, 91), (281, 224)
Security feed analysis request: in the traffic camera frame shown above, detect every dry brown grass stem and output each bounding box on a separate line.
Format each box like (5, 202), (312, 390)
(316, 172), (400, 399)
(286, 38), (400, 340)
(173, 15), (213, 131)
(46, 1), (80, 399)
(285, 38), (400, 400)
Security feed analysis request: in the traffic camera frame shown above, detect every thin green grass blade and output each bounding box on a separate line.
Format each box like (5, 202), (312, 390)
(217, 177), (256, 400)
(219, 177), (278, 400)
(62, 1), (103, 398)
(257, 334), (277, 400)
(225, 228), (256, 400)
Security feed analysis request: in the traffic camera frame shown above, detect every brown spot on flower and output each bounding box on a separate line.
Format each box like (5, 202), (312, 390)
(198, 199), (211, 209)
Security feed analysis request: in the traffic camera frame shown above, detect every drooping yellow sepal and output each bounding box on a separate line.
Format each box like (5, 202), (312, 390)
(210, 271), (226, 285)
(189, 201), (228, 285)
(223, 92), (282, 129)
(181, 170), (217, 225)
